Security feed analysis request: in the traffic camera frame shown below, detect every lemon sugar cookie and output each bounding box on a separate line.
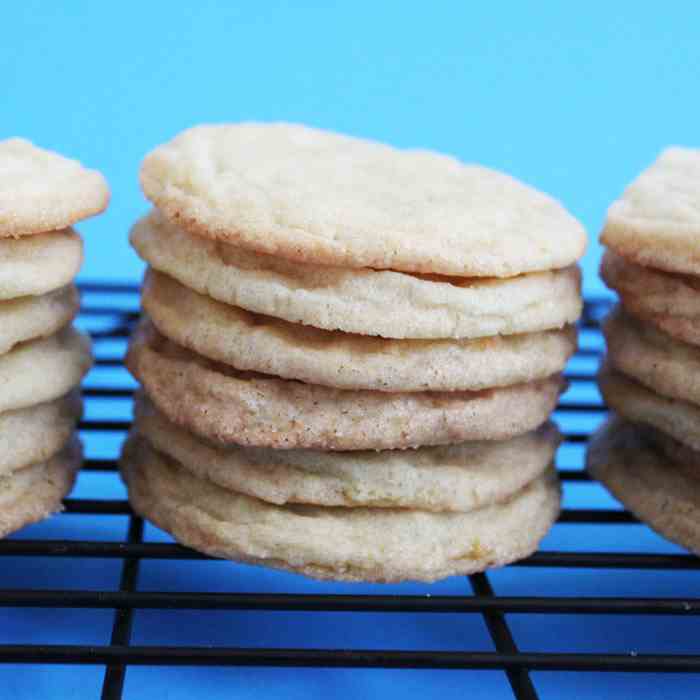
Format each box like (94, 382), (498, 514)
(142, 268), (577, 393)
(601, 147), (700, 276)
(122, 123), (585, 581)
(140, 123), (585, 277)
(0, 138), (108, 537)
(0, 138), (108, 238)
(123, 435), (561, 583)
(595, 145), (700, 556)
(132, 212), (582, 341)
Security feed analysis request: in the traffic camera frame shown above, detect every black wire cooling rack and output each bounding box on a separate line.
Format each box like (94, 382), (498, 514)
(2, 282), (700, 700)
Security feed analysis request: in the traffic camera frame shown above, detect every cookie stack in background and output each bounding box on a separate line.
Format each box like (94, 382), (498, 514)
(122, 124), (586, 582)
(0, 139), (107, 536)
(589, 147), (700, 553)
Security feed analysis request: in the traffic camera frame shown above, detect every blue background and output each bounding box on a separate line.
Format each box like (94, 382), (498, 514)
(3, 2), (700, 699)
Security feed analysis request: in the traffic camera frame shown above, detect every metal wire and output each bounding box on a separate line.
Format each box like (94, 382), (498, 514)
(2, 283), (699, 700)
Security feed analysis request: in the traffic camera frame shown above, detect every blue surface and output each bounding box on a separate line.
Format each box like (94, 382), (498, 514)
(3, 2), (700, 698)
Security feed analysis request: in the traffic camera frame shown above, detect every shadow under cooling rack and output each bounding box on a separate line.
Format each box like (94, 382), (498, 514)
(1, 282), (699, 700)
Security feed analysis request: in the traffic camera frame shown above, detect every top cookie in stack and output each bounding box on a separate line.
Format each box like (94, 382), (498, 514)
(0, 139), (107, 537)
(123, 124), (586, 582)
(589, 147), (700, 554)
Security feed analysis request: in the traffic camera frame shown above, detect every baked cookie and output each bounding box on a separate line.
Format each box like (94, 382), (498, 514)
(601, 250), (700, 317)
(0, 138), (109, 237)
(646, 426), (700, 480)
(0, 326), (92, 414)
(142, 268), (577, 392)
(0, 285), (79, 355)
(140, 123), (586, 277)
(0, 230), (82, 299)
(126, 320), (564, 451)
(604, 306), (700, 407)
(0, 437), (82, 538)
(587, 416), (700, 555)
(131, 212), (582, 340)
(121, 435), (561, 582)
(134, 393), (560, 512)
(598, 360), (700, 452)
(0, 392), (82, 476)
(601, 147), (700, 276)
(601, 250), (700, 345)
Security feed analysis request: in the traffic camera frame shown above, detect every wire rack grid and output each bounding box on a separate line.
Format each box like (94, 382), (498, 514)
(1, 282), (699, 700)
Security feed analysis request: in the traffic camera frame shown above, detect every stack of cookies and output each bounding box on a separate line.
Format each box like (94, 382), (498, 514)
(122, 124), (586, 582)
(0, 139), (107, 537)
(589, 147), (700, 553)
